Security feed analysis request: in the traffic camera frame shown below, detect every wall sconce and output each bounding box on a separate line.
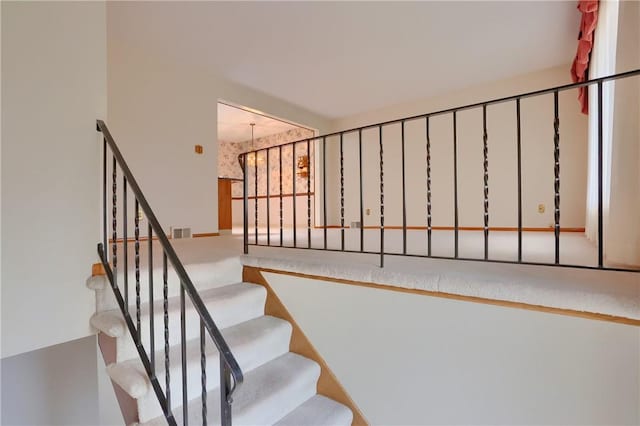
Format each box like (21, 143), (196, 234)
(296, 155), (309, 178)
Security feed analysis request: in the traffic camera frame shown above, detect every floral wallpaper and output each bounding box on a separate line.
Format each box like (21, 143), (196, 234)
(218, 127), (316, 197)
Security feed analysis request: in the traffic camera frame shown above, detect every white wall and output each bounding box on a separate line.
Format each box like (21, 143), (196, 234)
(325, 66), (588, 230)
(97, 344), (124, 426)
(107, 17), (331, 235)
(1, 336), (101, 425)
(265, 272), (640, 425)
(1, 1), (107, 358)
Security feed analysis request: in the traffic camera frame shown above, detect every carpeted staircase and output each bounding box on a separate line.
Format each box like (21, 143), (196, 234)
(87, 256), (354, 425)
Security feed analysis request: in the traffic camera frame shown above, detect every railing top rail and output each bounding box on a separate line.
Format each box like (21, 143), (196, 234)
(96, 119), (243, 395)
(240, 68), (640, 155)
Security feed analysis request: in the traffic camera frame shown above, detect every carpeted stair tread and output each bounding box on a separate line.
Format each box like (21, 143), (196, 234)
(110, 315), (292, 423)
(140, 352), (321, 426)
(273, 395), (354, 426)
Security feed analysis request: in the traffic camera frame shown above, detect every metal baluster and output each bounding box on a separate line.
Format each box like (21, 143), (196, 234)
(453, 111), (459, 258)
(243, 153), (249, 254)
(254, 151), (258, 245)
(148, 224), (155, 374)
(279, 145), (283, 247)
(482, 105), (489, 260)
(163, 252), (171, 416)
(307, 140), (311, 249)
(135, 199), (140, 340)
(379, 126), (385, 268)
(123, 177), (128, 311)
(340, 133), (345, 251)
(359, 129), (364, 252)
(266, 149), (271, 246)
(200, 320), (207, 426)
(112, 156), (118, 286)
(401, 120), (407, 255)
(426, 117), (432, 257)
(553, 91), (560, 264)
(323, 137), (327, 250)
(220, 359), (232, 426)
(103, 138), (108, 263)
(597, 82), (604, 268)
(516, 99), (523, 262)
(292, 144), (297, 248)
(180, 284), (188, 424)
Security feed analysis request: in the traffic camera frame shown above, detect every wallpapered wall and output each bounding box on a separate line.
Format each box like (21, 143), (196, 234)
(218, 127), (315, 197)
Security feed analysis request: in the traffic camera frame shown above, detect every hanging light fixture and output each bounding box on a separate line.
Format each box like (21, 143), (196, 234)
(246, 122), (264, 167)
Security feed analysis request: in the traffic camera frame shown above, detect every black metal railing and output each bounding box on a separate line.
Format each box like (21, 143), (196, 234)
(96, 120), (242, 426)
(241, 69), (640, 272)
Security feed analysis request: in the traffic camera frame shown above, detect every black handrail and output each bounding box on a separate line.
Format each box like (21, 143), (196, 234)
(97, 120), (243, 425)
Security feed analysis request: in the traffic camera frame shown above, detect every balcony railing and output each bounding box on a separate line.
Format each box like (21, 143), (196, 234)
(241, 69), (640, 272)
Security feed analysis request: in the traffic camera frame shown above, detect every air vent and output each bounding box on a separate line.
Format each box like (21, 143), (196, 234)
(172, 227), (192, 239)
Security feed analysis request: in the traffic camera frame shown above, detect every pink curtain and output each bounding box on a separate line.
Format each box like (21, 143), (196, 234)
(570, 0), (599, 114)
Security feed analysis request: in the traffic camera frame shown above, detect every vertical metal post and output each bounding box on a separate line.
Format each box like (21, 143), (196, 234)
(292, 143), (297, 248)
(279, 145), (283, 247)
(162, 252), (171, 416)
(553, 91), (560, 264)
(200, 320), (207, 426)
(220, 359), (232, 426)
(516, 99), (523, 262)
(180, 284), (188, 424)
(148, 224), (155, 374)
(103, 138), (108, 264)
(322, 137), (327, 250)
(358, 129), (364, 252)
(482, 104), (489, 260)
(254, 150), (258, 245)
(597, 82), (604, 267)
(453, 111), (459, 258)
(401, 120), (407, 255)
(266, 149), (271, 246)
(112, 156), (118, 286)
(123, 177), (129, 311)
(426, 117), (432, 257)
(379, 126), (385, 268)
(134, 199), (140, 340)
(243, 153), (249, 254)
(340, 133), (345, 251)
(278, 145), (284, 247)
(307, 140), (311, 248)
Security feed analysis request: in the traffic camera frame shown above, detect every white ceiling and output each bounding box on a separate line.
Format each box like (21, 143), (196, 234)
(108, 1), (580, 119)
(217, 103), (303, 142)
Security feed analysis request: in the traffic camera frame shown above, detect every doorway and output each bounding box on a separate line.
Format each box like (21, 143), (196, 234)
(216, 101), (317, 235)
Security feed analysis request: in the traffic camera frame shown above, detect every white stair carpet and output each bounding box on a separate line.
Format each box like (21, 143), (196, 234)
(88, 260), (354, 426)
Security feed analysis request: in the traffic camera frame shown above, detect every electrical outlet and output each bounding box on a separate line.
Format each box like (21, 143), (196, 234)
(366, 208), (371, 216)
(538, 204), (545, 214)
